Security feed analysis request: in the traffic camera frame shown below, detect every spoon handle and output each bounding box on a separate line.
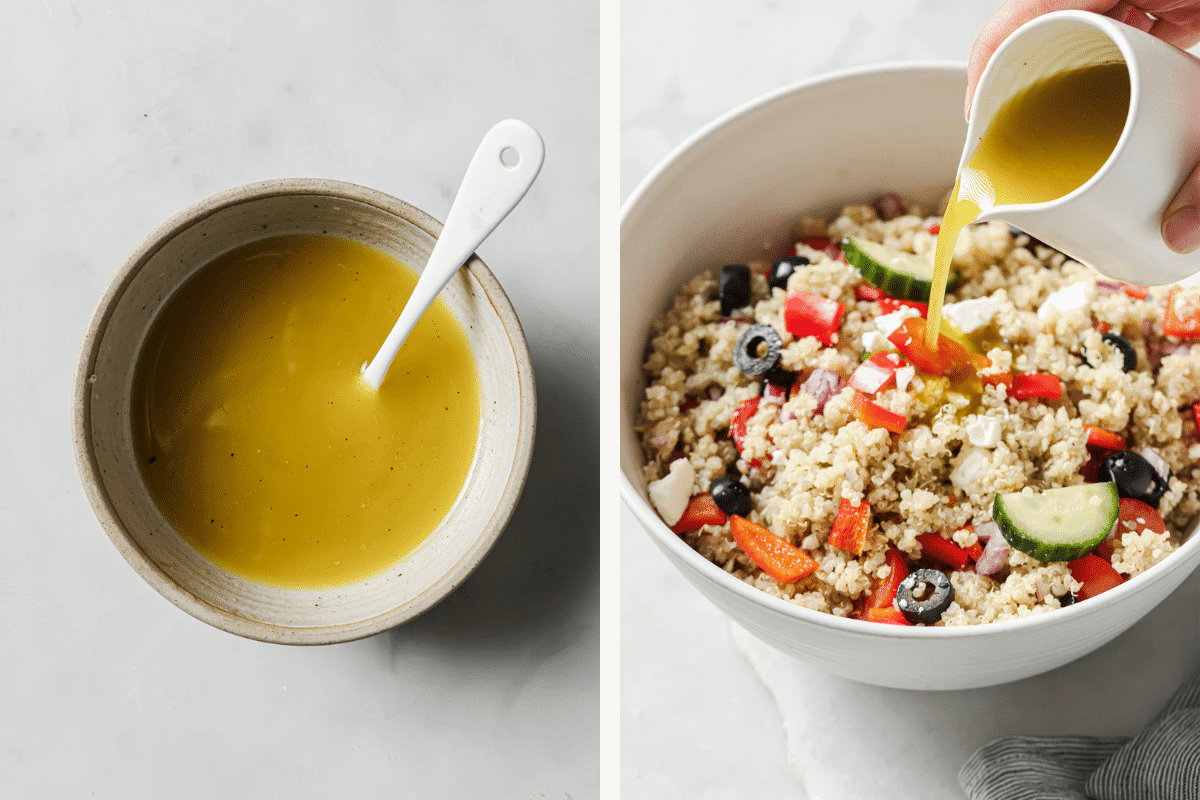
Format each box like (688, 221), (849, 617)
(362, 119), (544, 389)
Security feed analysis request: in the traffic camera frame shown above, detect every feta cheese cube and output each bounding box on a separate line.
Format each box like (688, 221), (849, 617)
(1037, 281), (1092, 321)
(965, 416), (1002, 448)
(942, 295), (1000, 334)
(874, 305), (920, 338)
(647, 458), (695, 526)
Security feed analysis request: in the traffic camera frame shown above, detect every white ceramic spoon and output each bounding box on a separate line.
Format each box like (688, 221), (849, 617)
(361, 119), (544, 389)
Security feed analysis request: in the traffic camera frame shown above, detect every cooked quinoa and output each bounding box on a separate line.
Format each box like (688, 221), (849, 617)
(638, 198), (1200, 626)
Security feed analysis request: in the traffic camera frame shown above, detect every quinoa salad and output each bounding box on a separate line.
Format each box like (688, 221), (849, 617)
(638, 195), (1200, 626)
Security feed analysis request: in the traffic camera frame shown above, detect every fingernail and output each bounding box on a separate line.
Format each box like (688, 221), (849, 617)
(1163, 206), (1200, 254)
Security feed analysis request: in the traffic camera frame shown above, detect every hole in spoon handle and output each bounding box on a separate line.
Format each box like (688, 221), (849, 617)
(361, 120), (545, 389)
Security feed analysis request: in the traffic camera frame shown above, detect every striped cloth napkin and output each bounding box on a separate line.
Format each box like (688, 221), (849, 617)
(959, 671), (1200, 799)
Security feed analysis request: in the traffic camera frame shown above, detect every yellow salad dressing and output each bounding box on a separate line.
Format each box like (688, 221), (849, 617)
(131, 234), (481, 589)
(925, 61), (1131, 348)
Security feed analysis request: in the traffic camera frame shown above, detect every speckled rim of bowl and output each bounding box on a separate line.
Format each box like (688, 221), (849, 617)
(73, 178), (537, 644)
(619, 60), (1200, 642)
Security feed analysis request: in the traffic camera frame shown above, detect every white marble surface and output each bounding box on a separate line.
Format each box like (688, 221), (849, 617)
(2, 2), (597, 797)
(621, 2), (1200, 798)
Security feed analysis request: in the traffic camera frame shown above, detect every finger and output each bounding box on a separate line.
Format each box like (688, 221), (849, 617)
(1148, 12), (1200, 50)
(1106, 1), (1157, 31)
(1163, 162), (1200, 253)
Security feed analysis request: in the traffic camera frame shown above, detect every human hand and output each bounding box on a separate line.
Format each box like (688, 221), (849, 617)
(966, 1), (1200, 252)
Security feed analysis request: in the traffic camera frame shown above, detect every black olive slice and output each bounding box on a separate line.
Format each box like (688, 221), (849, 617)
(1100, 450), (1168, 507)
(733, 323), (783, 377)
(709, 475), (752, 516)
(769, 256), (810, 292)
(896, 568), (955, 625)
(720, 264), (752, 316)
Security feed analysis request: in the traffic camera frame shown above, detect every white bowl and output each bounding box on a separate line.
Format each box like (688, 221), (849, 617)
(75, 178), (536, 644)
(619, 63), (1200, 690)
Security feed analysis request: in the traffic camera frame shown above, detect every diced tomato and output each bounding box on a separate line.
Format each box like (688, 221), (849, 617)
(928, 223), (941, 236)
(855, 545), (909, 621)
(1097, 497), (1165, 562)
(1010, 372), (1063, 401)
(855, 396), (907, 433)
(1116, 497), (1167, 536)
(848, 351), (905, 395)
(1084, 425), (1126, 451)
(879, 296), (930, 318)
(829, 497), (872, 556)
(670, 494), (727, 534)
(729, 515), (820, 583)
(1163, 287), (1200, 338)
(1122, 283), (1150, 300)
(854, 284), (887, 302)
(730, 397), (766, 468)
(1096, 321), (1111, 334)
(1193, 401), (1200, 431)
(916, 533), (971, 571)
(886, 317), (989, 376)
(866, 607), (913, 625)
(784, 290), (846, 346)
(1069, 553), (1125, 600)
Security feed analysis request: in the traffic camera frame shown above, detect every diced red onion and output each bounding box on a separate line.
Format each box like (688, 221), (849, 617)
(1096, 280), (1122, 294)
(975, 527), (1011, 575)
(708, 385), (724, 401)
(873, 193), (904, 222)
(974, 520), (999, 544)
(796, 368), (845, 415)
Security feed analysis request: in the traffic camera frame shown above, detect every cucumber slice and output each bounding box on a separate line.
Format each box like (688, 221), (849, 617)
(841, 236), (958, 302)
(992, 482), (1119, 563)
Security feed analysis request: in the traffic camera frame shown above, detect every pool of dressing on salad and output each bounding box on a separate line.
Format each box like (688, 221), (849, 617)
(130, 234), (481, 589)
(924, 61), (1131, 349)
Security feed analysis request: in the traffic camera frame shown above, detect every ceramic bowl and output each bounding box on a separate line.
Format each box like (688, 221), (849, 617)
(74, 178), (536, 644)
(620, 63), (1200, 690)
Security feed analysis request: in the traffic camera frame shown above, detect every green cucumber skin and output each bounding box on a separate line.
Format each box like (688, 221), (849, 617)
(992, 483), (1119, 563)
(841, 236), (959, 302)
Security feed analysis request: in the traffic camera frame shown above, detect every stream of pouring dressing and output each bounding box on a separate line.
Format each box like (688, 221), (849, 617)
(924, 62), (1131, 349)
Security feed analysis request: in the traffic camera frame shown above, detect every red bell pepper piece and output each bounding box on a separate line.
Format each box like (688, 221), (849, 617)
(1010, 372), (1063, 401)
(886, 316), (989, 376)
(1122, 283), (1150, 300)
(1193, 401), (1200, 431)
(797, 236), (831, 252)
(878, 296), (930, 318)
(1069, 553), (1125, 600)
(729, 515), (820, 583)
(730, 397), (770, 467)
(828, 497), (872, 556)
(848, 351), (905, 395)
(855, 545), (909, 620)
(784, 290), (846, 346)
(866, 607), (913, 625)
(854, 284), (887, 302)
(761, 382), (789, 405)
(915, 533), (971, 571)
(670, 494), (727, 534)
(1084, 425), (1126, 451)
(1164, 287), (1200, 338)
(964, 541), (984, 563)
(853, 394), (907, 433)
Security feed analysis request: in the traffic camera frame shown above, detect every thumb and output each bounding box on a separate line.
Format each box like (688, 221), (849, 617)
(1163, 162), (1200, 254)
